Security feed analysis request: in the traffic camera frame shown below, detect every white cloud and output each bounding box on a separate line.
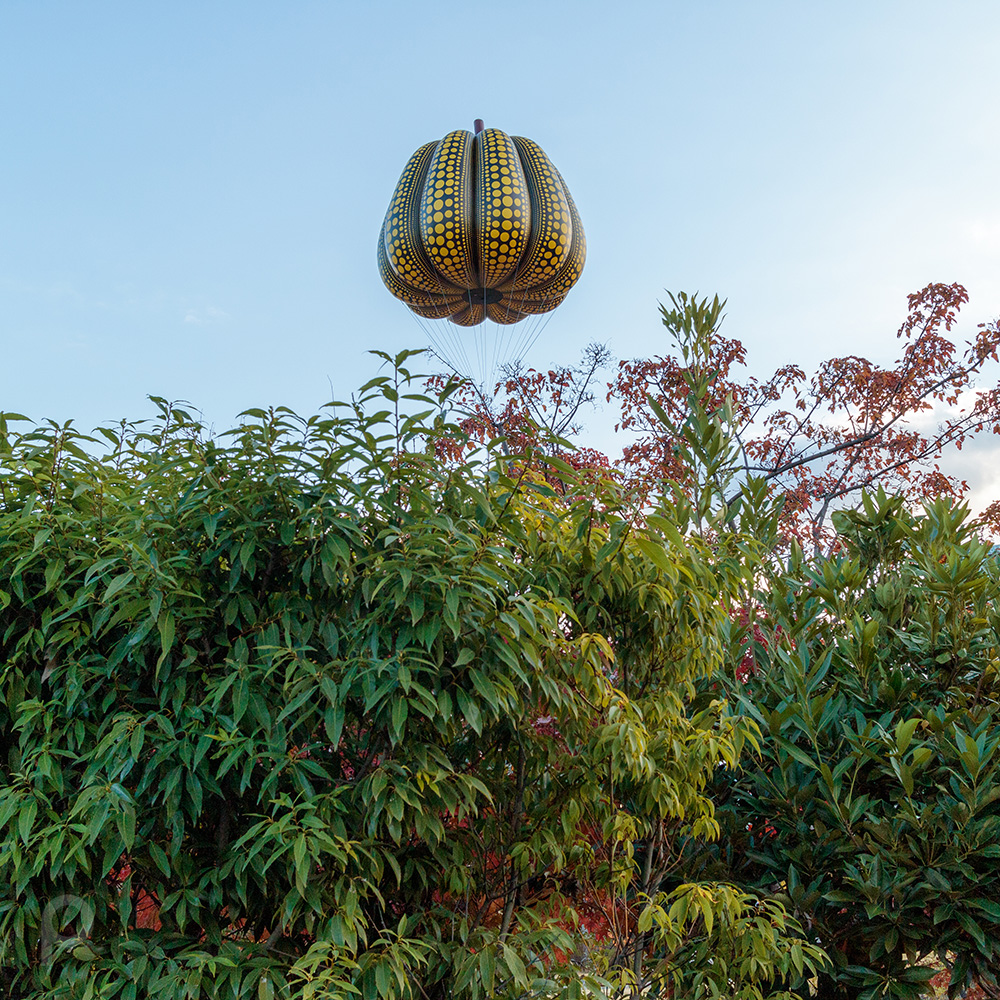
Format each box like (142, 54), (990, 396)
(183, 305), (230, 326)
(963, 217), (1000, 251)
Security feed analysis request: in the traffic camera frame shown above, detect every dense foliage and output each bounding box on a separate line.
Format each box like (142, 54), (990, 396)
(704, 491), (1000, 1000)
(432, 285), (1000, 999)
(0, 353), (823, 998)
(4, 284), (999, 1000)
(441, 282), (1000, 549)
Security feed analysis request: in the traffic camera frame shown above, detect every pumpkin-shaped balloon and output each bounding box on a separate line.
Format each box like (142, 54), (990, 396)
(378, 122), (586, 326)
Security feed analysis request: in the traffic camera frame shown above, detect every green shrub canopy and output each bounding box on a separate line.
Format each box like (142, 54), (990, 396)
(703, 491), (1000, 1000)
(0, 351), (822, 999)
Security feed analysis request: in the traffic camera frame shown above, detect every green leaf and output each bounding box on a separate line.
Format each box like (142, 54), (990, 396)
(391, 696), (408, 742)
(647, 394), (672, 429)
(325, 701), (345, 748)
(149, 842), (172, 878)
(156, 611), (175, 671)
(897, 761), (914, 797)
(455, 688), (482, 735)
(635, 537), (675, 573)
(895, 717), (919, 754)
(773, 735), (819, 772)
(468, 669), (498, 710)
(501, 944), (528, 987)
(118, 805), (137, 850)
(970, 899), (1000, 922)
(232, 676), (249, 725)
(646, 514), (687, 549)
(104, 571), (135, 603)
(956, 911), (985, 948)
(18, 798), (37, 844)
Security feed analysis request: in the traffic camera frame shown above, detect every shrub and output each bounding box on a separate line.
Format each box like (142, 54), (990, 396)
(0, 354), (821, 998)
(707, 491), (1000, 1000)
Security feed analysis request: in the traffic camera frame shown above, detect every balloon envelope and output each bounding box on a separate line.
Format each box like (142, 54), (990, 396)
(378, 127), (586, 327)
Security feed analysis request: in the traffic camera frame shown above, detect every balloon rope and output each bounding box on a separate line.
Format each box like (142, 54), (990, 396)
(520, 310), (553, 367)
(490, 303), (506, 392)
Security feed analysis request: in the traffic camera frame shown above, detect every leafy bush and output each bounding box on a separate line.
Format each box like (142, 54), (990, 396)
(707, 491), (1000, 1000)
(0, 353), (822, 998)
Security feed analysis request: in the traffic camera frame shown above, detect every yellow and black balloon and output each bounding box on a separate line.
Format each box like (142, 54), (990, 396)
(378, 122), (586, 326)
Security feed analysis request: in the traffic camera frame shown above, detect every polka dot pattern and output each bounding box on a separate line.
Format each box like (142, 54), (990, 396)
(419, 130), (477, 288)
(507, 136), (571, 291)
(377, 126), (586, 326)
(510, 169), (586, 302)
(377, 237), (454, 308)
(381, 143), (453, 295)
(476, 128), (529, 288)
(450, 302), (486, 326)
(408, 297), (469, 319)
(500, 291), (568, 316)
(486, 303), (530, 325)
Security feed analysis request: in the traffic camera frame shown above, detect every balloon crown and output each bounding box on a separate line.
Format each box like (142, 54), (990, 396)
(377, 121), (585, 327)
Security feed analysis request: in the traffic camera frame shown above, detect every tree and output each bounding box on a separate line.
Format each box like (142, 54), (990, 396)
(701, 490), (1000, 1000)
(429, 288), (1000, 999)
(0, 356), (822, 998)
(443, 283), (1000, 550)
(426, 341), (615, 478)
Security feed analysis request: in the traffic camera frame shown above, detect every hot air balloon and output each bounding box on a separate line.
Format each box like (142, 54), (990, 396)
(378, 121), (585, 384)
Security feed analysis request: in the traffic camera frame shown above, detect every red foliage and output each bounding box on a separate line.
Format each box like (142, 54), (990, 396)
(429, 284), (1000, 549)
(612, 283), (1000, 548)
(107, 861), (162, 931)
(733, 605), (772, 684)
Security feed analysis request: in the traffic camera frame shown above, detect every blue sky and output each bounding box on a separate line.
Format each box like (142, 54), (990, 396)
(3, 1), (1000, 498)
